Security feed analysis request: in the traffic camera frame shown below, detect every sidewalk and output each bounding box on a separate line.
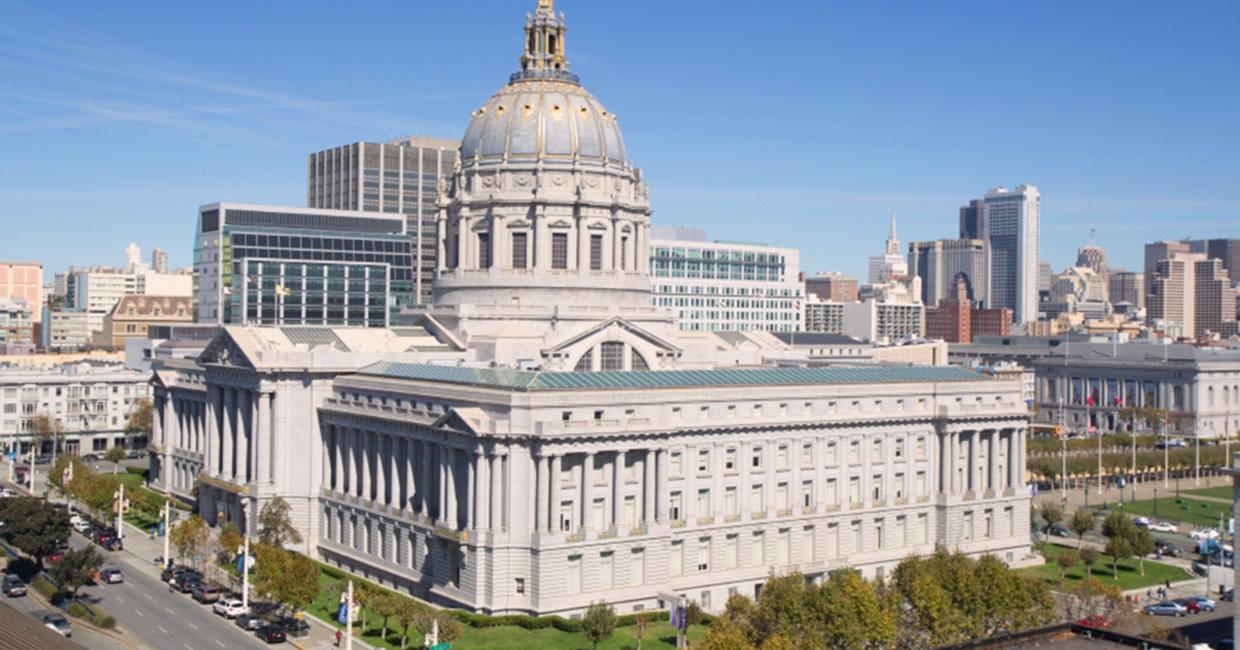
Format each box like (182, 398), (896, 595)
(113, 519), (372, 650)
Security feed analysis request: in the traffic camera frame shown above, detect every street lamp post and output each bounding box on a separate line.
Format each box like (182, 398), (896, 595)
(240, 500), (252, 612)
(345, 580), (354, 650)
(1195, 431), (1201, 486)
(162, 496), (171, 569)
(1153, 488), (1158, 518)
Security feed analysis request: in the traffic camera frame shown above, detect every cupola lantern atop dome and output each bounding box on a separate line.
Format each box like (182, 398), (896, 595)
(515, 0), (578, 85)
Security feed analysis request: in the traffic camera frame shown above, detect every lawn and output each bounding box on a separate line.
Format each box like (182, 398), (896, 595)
(1022, 543), (1191, 591)
(1110, 497), (1231, 529)
(304, 569), (706, 649)
(1182, 485), (1235, 501)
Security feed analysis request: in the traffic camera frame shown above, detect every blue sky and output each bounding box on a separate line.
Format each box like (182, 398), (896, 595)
(1, 0), (1237, 280)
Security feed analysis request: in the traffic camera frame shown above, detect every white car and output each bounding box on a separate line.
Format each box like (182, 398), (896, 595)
(1149, 521), (1177, 533)
(0, 487), (17, 498)
(1190, 529), (1221, 541)
(213, 598), (248, 618)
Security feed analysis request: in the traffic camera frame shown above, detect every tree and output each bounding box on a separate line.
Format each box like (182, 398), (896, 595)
(104, 446), (127, 475)
(435, 614), (463, 644)
(1079, 546), (1100, 580)
(1100, 511), (1136, 577)
(170, 515), (209, 567)
(633, 612), (651, 650)
(30, 413), (65, 458)
(277, 552), (320, 615)
(372, 592), (400, 642)
(1055, 550), (1078, 586)
(217, 522), (243, 567)
(257, 496), (302, 547)
(1038, 500), (1063, 537)
(0, 497), (71, 568)
(1103, 535), (1131, 577)
(701, 620), (755, 650)
(1070, 509), (1095, 545)
(49, 546), (103, 598)
(581, 600), (617, 650)
(1130, 527), (1156, 576)
(124, 397), (153, 448)
(814, 570), (898, 649)
(392, 596), (428, 649)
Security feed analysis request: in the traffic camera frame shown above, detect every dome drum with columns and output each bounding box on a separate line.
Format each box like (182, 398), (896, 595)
(433, 0), (653, 313)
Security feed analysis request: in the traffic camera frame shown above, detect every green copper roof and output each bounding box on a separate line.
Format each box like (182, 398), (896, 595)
(357, 362), (986, 392)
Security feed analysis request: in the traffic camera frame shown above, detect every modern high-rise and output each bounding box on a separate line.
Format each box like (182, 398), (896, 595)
(1075, 242), (1108, 280)
(1148, 252), (1238, 338)
(123, 242), (143, 273)
(1193, 257), (1237, 337)
(1144, 240), (1192, 304)
(867, 213), (908, 284)
(959, 198), (984, 240)
(982, 185), (1040, 325)
(907, 239), (986, 306)
(1107, 270), (1144, 310)
(152, 248), (169, 274)
(805, 272), (859, 303)
(308, 136), (459, 305)
(193, 203), (413, 327)
(649, 227), (803, 332)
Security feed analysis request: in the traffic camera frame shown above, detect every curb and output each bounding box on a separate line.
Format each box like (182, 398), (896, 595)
(21, 571), (142, 650)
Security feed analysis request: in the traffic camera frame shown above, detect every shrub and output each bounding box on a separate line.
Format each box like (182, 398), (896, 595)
(31, 574), (57, 599)
(94, 613), (116, 629)
(125, 466), (149, 479)
(66, 602), (90, 620)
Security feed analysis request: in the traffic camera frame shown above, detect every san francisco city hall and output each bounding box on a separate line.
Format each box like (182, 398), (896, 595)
(150, 0), (1033, 617)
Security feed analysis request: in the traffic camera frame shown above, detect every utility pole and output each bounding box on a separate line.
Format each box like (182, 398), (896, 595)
(346, 580), (354, 650)
(241, 500), (251, 612)
(162, 496), (171, 569)
(1059, 396), (1067, 500)
(115, 483), (124, 539)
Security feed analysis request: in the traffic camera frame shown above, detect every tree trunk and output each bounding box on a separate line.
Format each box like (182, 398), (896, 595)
(1139, 557), (1145, 576)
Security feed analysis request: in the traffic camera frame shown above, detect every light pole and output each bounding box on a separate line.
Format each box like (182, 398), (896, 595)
(1163, 411), (1170, 489)
(240, 500), (252, 612)
(1153, 488), (1158, 517)
(1195, 430), (1201, 486)
(114, 483), (124, 539)
(1059, 397), (1067, 500)
(345, 580), (354, 650)
(27, 441), (35, 493)
(162, 495), (171, 569)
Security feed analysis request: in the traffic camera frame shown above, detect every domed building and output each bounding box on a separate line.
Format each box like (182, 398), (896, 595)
(421, 0), (684, 371)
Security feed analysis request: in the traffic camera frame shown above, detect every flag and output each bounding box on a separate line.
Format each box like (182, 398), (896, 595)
(275, 284), (292, 297)
(247, 275), (258, 285)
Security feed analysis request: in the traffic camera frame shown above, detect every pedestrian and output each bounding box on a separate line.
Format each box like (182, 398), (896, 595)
(335, 629), (343, 647)
(1146, 588), (1152, 601)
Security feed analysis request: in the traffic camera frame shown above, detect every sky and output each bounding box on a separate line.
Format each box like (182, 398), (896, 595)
(1, 0), (1238, 281)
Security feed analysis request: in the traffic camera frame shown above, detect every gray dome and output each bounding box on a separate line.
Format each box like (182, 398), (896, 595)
(459, 80), (628, 168)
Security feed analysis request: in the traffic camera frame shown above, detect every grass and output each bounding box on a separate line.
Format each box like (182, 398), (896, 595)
(1182, 485), (1235, 501)
(303, 569), (706, 649)
(1022, 543), (1191, 591)
(1110, 497), (1232, 529)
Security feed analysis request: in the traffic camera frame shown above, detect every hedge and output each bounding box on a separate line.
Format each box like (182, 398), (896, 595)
(94, 612), (116, 629)
(66, 602), (90, 620)
(31, 574), (56, 599)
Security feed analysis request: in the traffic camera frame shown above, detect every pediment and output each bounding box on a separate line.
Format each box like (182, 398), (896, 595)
(543, 317), (682, 355)
(432, 407), (488, 435)
(197, 331), (254, 369)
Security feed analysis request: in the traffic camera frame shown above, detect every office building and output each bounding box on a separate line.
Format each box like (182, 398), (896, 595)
(649, 228), (803, 332)
(124, 242), (143, 273)
(1193, 257), (1237, 337)
(805, 272), (859, 303)
(959, 198), (984, 240)
(983, 185), (1040, 325)
(150, 0), (1032, 618)
(64, 262), (192, 339)
(0, 298), (35, 354)
(924, 278), (1011, 343)
(841, 298), (925, 342)
(0, 262), (43, 328)
(907, 239), (986, 306)
(1108, 270), (1144, 311)
(93, 295), (193, 351)
(867, 214), (908, 285)
(193, 203), (413, 328)
(152, 248), (169, 274)
(1148, 252), (1237, 338)
(1075, 239), (1108, 280)
(1036, 262), (1053, 296)
(308, 136), (459, 305)
(803, 298), (845, 334)
(1144, 240), (1192, 305)
(44, 310), (94, 352)
(0, 362), (152, 455)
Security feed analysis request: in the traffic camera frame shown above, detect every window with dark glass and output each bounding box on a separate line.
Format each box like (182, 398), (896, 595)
(590, 234), (603, 271)
(552, 233), (568, 270)
(512, 232), (528, 269)
(478, 233), (490, 269)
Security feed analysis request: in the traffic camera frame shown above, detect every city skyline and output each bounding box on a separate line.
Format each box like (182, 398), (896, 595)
(2, 1), (1239, 282)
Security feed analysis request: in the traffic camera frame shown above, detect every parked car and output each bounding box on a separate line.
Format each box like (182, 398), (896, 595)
(0, 487), (18, 498)
(256, 624), (287, 644)
(33, 455), (52, 465)
(126, 450), (143, 459)
(236, 613), (265, 631)
(1149, 521), (1178, 533)
(1077, 614), (1107, 628)
(176, 577), (201, 594)
(214, 598), (248, 618)
(1222, 588), (1234, 602)
(1132, 516), (1152, 528)
(168, 568), (201, 589)
(42, 612), (72, 637)
(192, 583), (222, 604)
(1049, 524), (1071, 537)
(2, 574), (26, 597)
(1155, 540), (1184, 557)
(1144, 601), (1189, 617)
(275, 617), (310, 638)
(82, 454), (99, 463)
(47, 550), (65, 564)
(99, 568), (123, 584)
(1178, 595), (1216, 612)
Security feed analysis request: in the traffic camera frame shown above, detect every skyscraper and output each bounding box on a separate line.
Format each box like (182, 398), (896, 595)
(123, 242), (142, 273)
(307, 136), (459, 305)
(1075, 234), (1108, 280)
(867, 213), (908, 284)
(982, 185), (1040, 325)
(1144, 240), (1191, 305)
(1107, 270), (1145, 310)
(907, 238), (986, 306)
(151, 247), (168, 274)
(805, 271), (859, 303)
(958, 198), (984, 240)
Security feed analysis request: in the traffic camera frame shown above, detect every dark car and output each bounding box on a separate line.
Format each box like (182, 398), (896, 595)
(82, 454), (99, 463)
(1049, 525), (1071, 537)
(167, 568), (201, 589)
(236, 613), (264, 631)
(1222, 588), (1235, 602)
(33, 455), (52, 465)
(1154, 540), (1184, 557)
(275, 617), (310, 638)
(126, 450), (143, 459)
(192, 583), (222, 604)
(176, 577), (201, 594)
(256, 624), (287, 644)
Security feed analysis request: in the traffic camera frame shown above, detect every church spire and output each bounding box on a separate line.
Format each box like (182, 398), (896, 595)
(885, 212), (900, 256)
(516, 0), (576, 84)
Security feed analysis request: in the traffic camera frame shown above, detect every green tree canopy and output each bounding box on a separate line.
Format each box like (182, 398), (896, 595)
(0, 497), (71, 567)
(170, 515), (209, 566)
(257, 496), (303, 547)
(1070, 509), (1095, 544)
(582, 600), (618, 650)
(49, 546), (104, 597)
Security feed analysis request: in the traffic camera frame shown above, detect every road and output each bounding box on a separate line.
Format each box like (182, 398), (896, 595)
(67, 530), (272, 650)
(0, 574), (125, 649)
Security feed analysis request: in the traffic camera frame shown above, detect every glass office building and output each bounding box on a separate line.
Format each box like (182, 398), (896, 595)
(194, 203), (412, 327)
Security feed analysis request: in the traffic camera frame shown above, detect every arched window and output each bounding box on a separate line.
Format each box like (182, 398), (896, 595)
(600, 342), (624, 371)
(631, 349), (649, 371)
(574, 350), (593, 372)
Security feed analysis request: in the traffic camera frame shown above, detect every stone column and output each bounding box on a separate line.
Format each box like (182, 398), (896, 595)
(711, 443), (724, 520)
(790, 442), (802, 513)
(549, 454), (562, 533)
(656, 448), (668, 523)
(436, 445), (447, 522)
(815, 437), (826, 510)
(949, 431), (960, 494)
(1017, 428), (1026, 489)
(445, 447), (457, 529)
(1006, 430), (1017, 490)
(966, 431), (977, 494)
(764, 441), (776, 514)
(738, 442), (751, 518)
(257, 391), (271, 484)
(610, 451), (622, 531)
(404, 438), (416, 513)
(535, 454), (549, 532)
(474, 452), (488, 530)
(490, 453), (504, 530)
(643, 449), (656, 525)
(222, 387), (235, 479)
(987, 430), (998, 492)
(419, 439), (432, 515)
(465, 452), (477, 531)
(684, 445), (697, 522)
(360, 430), (372, 502)
(581, 452), (594, 532)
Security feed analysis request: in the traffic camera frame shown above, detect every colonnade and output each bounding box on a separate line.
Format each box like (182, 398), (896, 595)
(158, 384), (276, 486)
(936, 428), (1023, 496)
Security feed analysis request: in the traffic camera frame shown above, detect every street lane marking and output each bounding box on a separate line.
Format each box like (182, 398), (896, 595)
(116, 596), (125, 604)
(165, 608), (174, 615)
(188, 623), (197, 630)
(184, 645), (193, 650)
(214, 642), (225, 648)
(144, 593), (152, 600)
(136, 610), (144, 617)
(158, 625), (168, 634)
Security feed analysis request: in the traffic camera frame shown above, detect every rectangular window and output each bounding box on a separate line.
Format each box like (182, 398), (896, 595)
(895, 473), (905, 499)
(567, 555), (582, 593)
(670, 491), (683, 521)
(918, 513), (929, 544)
(624, 496), (637, 528)
(697, 538), (711, 572)
(985, 510), (994, 539)
(916, 471), (926, 497)
(777, 445), (789, 470)
(800, 443), (813, 468)
(698, 448), (710, 474)
(826, 523), (838, 558)
(826, 478), (837, 506)
(559, 502), (574, 532)
(590, 234), (603, 270)
(725, 534), (739, 568)
(724, 447), (737, 471)
(849, 440), (860, 464)
(963, 512), (974, 541)
(872, 474), (883, 502)
(670, 540), (683, 576)
(872, 438), (883, 462)
(511, 232), (528, 269)
(600, 551), (614, 590)
(849, 477), (861, 504)
(477, 232), (490, 269)
(776, 482), (789, 510)
(752, 446), (763, 469)
(826, 441), (838, 466)
(895, 438), (904, 459)
(777, 529), (791, 565)
(670, 452), (683, 476)
(552, 233), (568, 269)
(916, 436), (926, 459)
(752, 531), (765, 565)
(851, 521), (862, 552)
(876, 518), (885, 549)
(895, 516), (906, 549)
(804, 526), (816, 562)
(725, 486), (738, 516)
(697, 489), (710, 518)
(631, 548), (645, 585)
(1006, 506), (1015, 537)
(801, 481), (813, 508)
(750, 484), (763, 514)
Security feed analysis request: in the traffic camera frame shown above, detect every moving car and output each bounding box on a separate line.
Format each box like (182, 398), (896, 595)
(1049, 525), (1071, 537)
(192, 583), (222, 604)
(1190, 529), (1221, 541)
(42, 613), (72, 637)
(2, 574), (26, 597)
(0, 487), (18, 498)
(256, 624), (287, 644)
(275, 617), (310, 638)
(236, 613), (264, 631)
(1222, 588), (1234, 602)
(1177, 595), (1216, 612)
(1155, 540), (1184, 557)
(1132, 516), (1152, 528)
(99, 568), (123, 584)
(1148, 521), (1177, 533)
(1144, 601), (1189, 617)
(214, 598), (248, 618)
